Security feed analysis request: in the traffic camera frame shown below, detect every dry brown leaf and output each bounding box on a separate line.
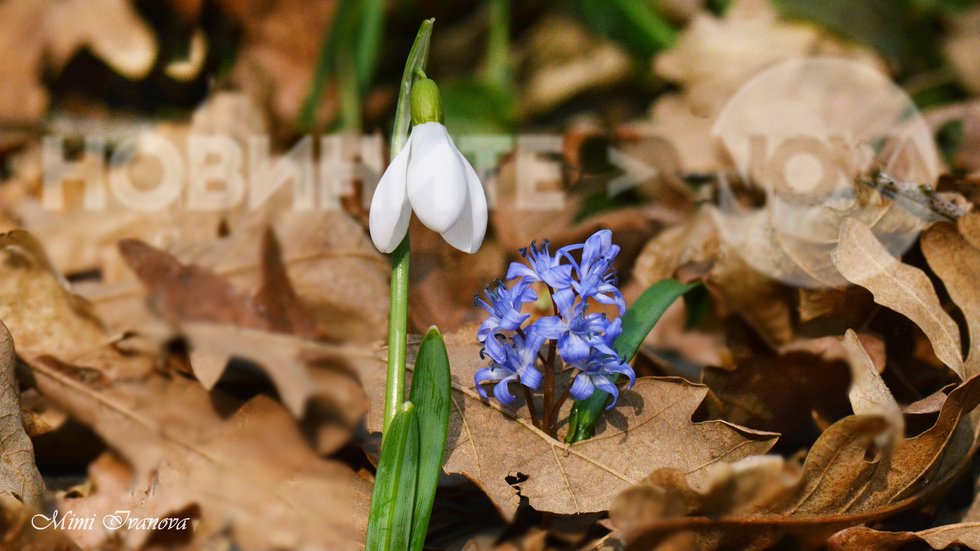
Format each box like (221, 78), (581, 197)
(0, 495), (79, 551)
(963, 213), (980, 251)
(0, 230), (110, 360)
(174, 210), (390, 344)
(183, 322), (372, 423)
(708, 244), (795, 346)
(32, 363), (371, 551)
(0, 320), (45, 507)
(362, 326), (777, 519)
(519, 14), (632, 116)
(842, 329), (903, 446)
(922, 222), (980, 377)
(654, 0), (884, 118)
(830, 523), (980, 550)
(0, 0), (155, 127)
(611, 370), (980, 549)
(944, 5), (980, 95)
(229, 0), (338, 132)
(118, 228), (318, 339)
(703, 327), (854, 453)
(832, 218), (963, 376)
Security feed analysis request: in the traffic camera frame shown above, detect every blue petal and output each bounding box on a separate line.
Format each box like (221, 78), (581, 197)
(515, 285), (539, 304)
(484, 335), (509, 364)
(531, 316), (566, 339)
(474, 366), (505, 398)
(506, 262), (538, 282)
(493, 375), (519, 404)
(518, 364), (543, 390)
(552, 288), (577, 320)
(499, 309), (530, 332)
(569, 375), (596, 401)
(477, 318), (498, 342)
(541, 265), (574, 289)
(559, 331), (592, 363)
(592, 288), (627, 315)
(593, 375), (620, 409)
(583, 230), (612, 267)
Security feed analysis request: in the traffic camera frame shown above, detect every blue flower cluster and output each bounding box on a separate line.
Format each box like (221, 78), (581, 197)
(474, 230), (635, 408)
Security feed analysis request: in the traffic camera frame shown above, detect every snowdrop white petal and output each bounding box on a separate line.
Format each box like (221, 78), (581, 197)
(369, 135), (414, 253)
(441, 149), (488, 253)
(406, 122), (467, 233)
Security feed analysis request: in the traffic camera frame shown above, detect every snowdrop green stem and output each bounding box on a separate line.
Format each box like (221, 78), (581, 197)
(383, 19), (434, 435)
(384, 237), (410, 435)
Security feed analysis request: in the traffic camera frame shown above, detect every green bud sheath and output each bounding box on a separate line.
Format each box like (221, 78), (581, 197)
(410, 78), (444, 125)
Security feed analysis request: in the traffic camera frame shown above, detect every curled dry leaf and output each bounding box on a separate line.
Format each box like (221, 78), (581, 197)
(0, 230), (108, 360)
(922, 221), (980, 376)
(32, 363), (371, 551)
(118, 228), (318, 339)
(832, 218), (964, 377)
(362, 326), (777, 518)
(611, 370), (980, 549)
(0, 232), (153, 381)
(830, 523), (980, 551)
(0, 320), (45, 507)
(842, 329), (903, 447)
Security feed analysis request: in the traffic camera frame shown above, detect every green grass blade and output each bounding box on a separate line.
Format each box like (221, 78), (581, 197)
(297, 0), (360, 132)
(366, 401), (420, 551)
(407, 327), (452, 551)
(565, 279), (706, 443)
(355, 0), (387, 95)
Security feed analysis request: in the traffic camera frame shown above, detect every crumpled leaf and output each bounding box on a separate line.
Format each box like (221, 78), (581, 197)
(0, 320), (45, 507)
(0, 0), (156, 126)
(611, 369), (980, 549)
(842, 329), (903, 446)
(32, 363), (371, 551)
(830, 523), (980, 550)
(832, 218), (964, 376)
(922, 221), (980, 377)
(0, 230), (109, 360)
(118, 228), (318, 339)
(362, 326), (778, 518)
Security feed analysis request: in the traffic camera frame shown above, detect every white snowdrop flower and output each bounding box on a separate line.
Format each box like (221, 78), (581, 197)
(369, 78), (488, 254)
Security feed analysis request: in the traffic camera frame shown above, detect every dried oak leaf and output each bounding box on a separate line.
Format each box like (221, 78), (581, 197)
(0, 230), (108, 360)
(830, 523), (980, 551)
(611, 368), (980, 549)
(921, 221), (980, 376)
(362, 326), (777, 518)
(832, 218), (964, 376)
(0, 320), (45, 507)
(31, 362), (371, 551)
(119, 230), (372, 421)
(0, 0), (156, 126)
(118, 228), (317, 338)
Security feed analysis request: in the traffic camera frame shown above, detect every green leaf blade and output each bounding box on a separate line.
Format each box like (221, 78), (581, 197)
(366, 401), (420, 551)
(407, 327), (452, 551)
(566, 279), (707, 443)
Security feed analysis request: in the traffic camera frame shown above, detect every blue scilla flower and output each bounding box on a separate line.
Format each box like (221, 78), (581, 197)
(566, 318), (634, 407)
(474, 280), (537, 343)
(474, 329), (546, 404)
(567, 230), (626, 315)
(505, 239), (575, 291)
(534, 288), (614, 363)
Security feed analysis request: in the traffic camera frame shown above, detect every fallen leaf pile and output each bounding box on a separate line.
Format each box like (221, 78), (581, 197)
(0, 1), (979, 550)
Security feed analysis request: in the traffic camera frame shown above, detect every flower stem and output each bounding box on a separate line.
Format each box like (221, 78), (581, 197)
(383, 236), (411, 435)
(382, 19), (433, 437)
(545, 379), (573, 437)
(520, 383), (541, 429)
(543, 338), (556, 435)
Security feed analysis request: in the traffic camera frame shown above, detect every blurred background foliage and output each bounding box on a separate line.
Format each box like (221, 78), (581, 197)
(31, 0), (980, 141)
